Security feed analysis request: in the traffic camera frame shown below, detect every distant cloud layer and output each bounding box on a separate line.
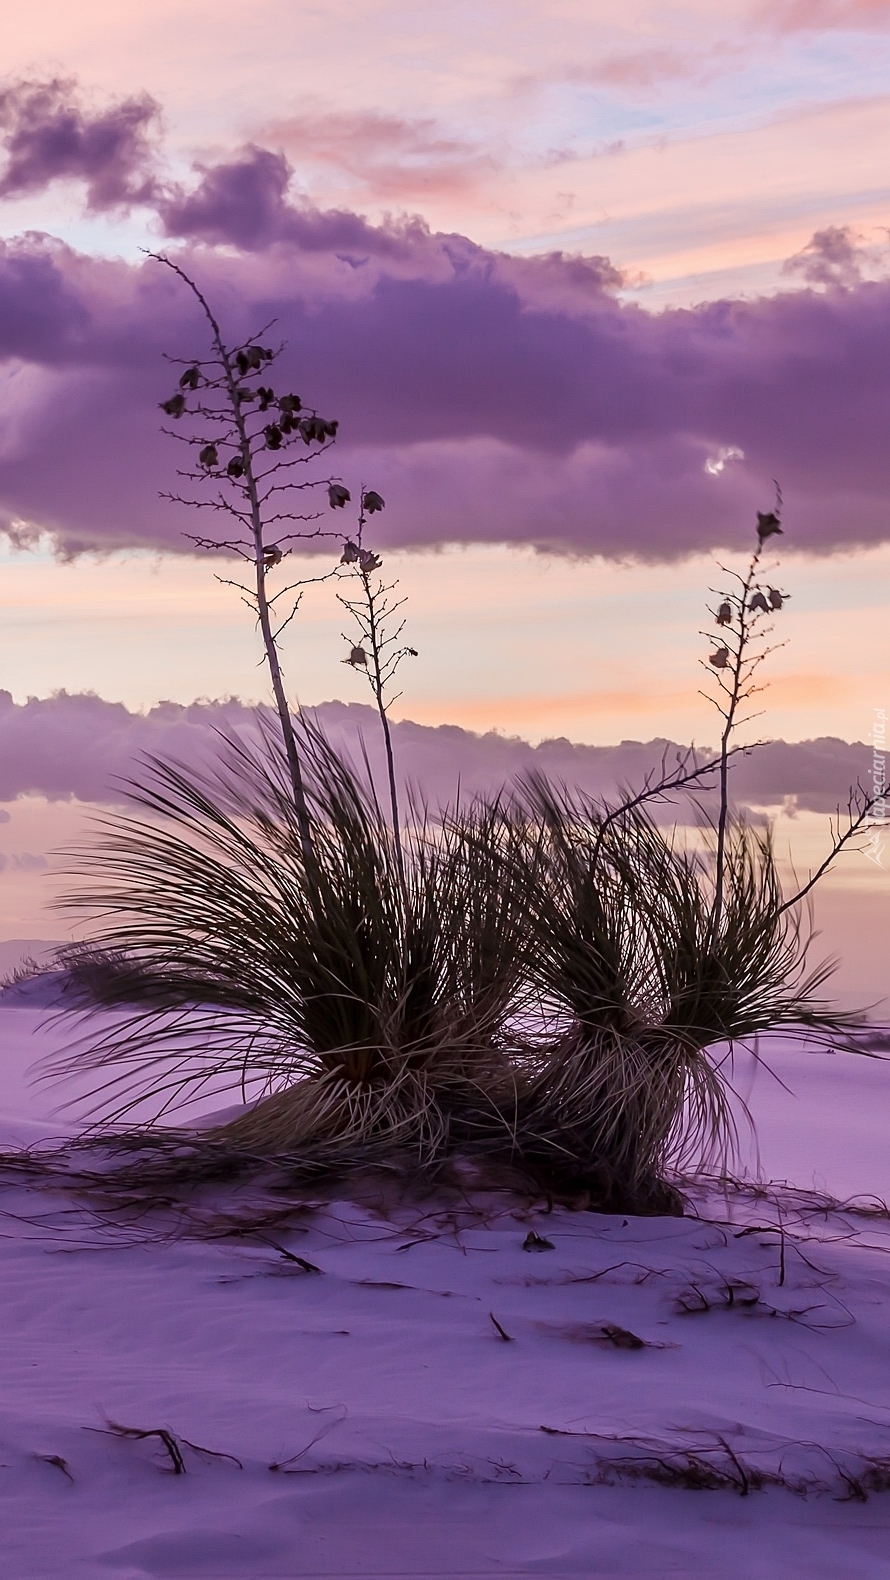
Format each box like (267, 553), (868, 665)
(0, 690), (870, 818)
(0, 78), (888, 561)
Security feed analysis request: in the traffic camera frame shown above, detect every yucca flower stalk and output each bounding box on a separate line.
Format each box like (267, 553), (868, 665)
(702, 494), (788, 935)
(336, 487), (417, 880)
(151, 254), (346, 872)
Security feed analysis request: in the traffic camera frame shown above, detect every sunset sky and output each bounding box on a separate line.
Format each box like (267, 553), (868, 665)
(0, 0), (887, 993)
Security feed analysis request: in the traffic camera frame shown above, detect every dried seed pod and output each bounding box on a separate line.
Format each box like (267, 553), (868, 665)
(756, 510), (782, 540)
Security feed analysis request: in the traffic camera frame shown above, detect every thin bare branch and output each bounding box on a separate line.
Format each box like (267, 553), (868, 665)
(778, 789), (886, 916)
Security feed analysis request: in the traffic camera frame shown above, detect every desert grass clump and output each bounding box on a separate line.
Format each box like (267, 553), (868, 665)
(53, 722), (534, 1163)
(502, 779), (857, 1211)
(53, 720), (867, 1206)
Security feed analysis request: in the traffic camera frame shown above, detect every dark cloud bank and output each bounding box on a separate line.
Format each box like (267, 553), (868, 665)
(0, 78), (888, 561)
(0, 690), (870, 819)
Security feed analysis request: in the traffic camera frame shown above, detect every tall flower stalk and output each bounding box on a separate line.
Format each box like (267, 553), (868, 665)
(151, 253), (340, 870)
(335, 487), (417, 878)
(701, 498), (881, 934)
(702, 497), (787, 934)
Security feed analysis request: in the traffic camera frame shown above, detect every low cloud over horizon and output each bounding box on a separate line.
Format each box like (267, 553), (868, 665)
(0, 78), (888, 563)
(0, 689), (873, 820)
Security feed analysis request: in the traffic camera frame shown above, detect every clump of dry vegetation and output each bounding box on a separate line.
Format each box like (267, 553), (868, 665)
(54, 721), (869, 1210)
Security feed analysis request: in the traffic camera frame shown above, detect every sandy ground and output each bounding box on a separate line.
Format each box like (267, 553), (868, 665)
(2, 1005), (890, 1578)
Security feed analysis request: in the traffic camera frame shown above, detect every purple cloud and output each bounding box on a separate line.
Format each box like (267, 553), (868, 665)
(0, 237), (90, 361)
(0, 690), (871, 818)
(0, 692), (252, 804)
(0, 78), (161, 210)
(0, 125), (888, 558)
(156, 146), (425, 256)
(782, 225), (872, 288)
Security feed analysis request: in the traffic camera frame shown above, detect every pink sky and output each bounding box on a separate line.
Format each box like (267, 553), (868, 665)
(0, 4), (887, 985)
(3, 1), (890, 296)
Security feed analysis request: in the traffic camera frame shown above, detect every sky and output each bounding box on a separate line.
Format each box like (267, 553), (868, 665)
(0, 1), (887, 988)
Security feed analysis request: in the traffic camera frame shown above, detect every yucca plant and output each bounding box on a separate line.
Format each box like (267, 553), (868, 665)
(52, 721), (536, 1164)
(52, 720), (863, 1207)
(505, 781), (857, 1211)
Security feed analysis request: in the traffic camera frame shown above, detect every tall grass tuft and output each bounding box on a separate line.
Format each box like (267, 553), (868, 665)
(53, 721), (532, 1160)
(504, 780), (856, 1210)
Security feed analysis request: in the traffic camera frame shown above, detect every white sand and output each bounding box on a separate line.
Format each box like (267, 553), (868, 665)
(2, 1006), (890, 1578)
